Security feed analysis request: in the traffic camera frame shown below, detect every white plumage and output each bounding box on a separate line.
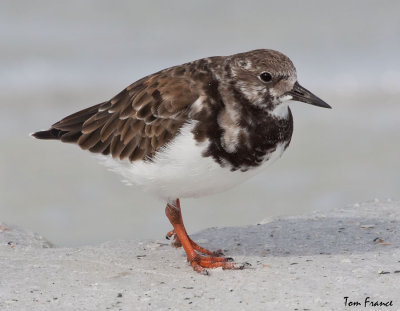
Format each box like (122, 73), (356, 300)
(101, 120), (287, 201)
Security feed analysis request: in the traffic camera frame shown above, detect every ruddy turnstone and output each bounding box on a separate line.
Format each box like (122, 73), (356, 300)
(32, 49), (331, 274)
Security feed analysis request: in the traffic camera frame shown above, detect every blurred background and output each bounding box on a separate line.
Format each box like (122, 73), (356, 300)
(1, 1), (399, 247)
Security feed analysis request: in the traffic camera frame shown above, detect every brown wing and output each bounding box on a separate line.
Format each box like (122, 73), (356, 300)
(34, 71), (199, 162)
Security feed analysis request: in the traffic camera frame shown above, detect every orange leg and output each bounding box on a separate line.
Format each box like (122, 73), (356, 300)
(165, 198), (245, 274)
(166, 229), (224, 256)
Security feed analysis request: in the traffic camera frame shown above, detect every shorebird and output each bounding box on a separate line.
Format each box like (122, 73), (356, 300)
(32, 49), (331, 274)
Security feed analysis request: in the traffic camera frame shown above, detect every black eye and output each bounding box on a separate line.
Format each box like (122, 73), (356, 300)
(259, 72), (272, 83)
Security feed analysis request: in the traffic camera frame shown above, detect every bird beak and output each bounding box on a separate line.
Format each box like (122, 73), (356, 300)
(286, 81), (331, 109)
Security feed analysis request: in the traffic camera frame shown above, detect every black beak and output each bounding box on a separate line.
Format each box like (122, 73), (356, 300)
(287, 82), (331, 109)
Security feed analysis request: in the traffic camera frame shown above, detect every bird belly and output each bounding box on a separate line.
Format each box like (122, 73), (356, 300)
(100, 121), (287, 200)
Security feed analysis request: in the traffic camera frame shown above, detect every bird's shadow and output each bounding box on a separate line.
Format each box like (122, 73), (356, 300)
(191, 215), (399, 257)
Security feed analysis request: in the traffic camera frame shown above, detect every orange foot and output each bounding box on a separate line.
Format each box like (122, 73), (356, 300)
(165, 199), (249, 275)
(165, 229), (224, 256)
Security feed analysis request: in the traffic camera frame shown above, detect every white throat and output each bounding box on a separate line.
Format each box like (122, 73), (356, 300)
(269, 102), (289, 119)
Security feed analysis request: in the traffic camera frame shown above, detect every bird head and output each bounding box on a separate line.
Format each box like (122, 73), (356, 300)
(228, 49), (331, 113)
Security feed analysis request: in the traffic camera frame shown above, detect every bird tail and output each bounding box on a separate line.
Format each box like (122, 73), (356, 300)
(31, 103), (102, 143)
(31, 128), (66, 140)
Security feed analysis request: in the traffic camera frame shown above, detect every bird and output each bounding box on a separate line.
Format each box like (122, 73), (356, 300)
(32, 49), (331, 274)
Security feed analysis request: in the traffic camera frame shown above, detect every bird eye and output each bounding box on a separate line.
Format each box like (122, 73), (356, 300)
(259, 72), (272, 83)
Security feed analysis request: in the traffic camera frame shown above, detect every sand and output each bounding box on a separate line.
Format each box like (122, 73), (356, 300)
(1, 200), (399, 310)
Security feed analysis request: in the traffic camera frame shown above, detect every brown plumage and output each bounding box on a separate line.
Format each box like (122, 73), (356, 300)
(33, 68), (201, 161)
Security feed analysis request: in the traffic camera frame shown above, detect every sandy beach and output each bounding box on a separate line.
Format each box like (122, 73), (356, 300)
(1, 200), (399, 310)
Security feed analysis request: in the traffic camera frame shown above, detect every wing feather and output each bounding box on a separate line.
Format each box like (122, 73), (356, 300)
(34, 68), (201, 162)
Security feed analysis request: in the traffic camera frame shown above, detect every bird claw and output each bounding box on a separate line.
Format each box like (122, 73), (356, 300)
(230, 262), (252, 270)
(188, 255), (251, 274)
(213, 249), (224, 256)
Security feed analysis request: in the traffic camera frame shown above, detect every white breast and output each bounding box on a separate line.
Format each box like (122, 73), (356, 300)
(100, 121), (287, 201)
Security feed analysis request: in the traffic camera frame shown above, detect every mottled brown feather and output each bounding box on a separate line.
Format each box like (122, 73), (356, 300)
(78, 128), (101, 150)
(110, 135), (126, 158)
(120, 121), (133, 143)
(129, 146), (146, 162)
(100, 115), (120, 142)
(81, 116), (106, 134)
(89, 135), (113, 153)
(38, 69), (202, 162)
(119, 103), (135, 119)
(60, 131), (81, 143)
(136, 103), (152, 120)
(144, 124), (153, 137)
(119, 137), (140, 160)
